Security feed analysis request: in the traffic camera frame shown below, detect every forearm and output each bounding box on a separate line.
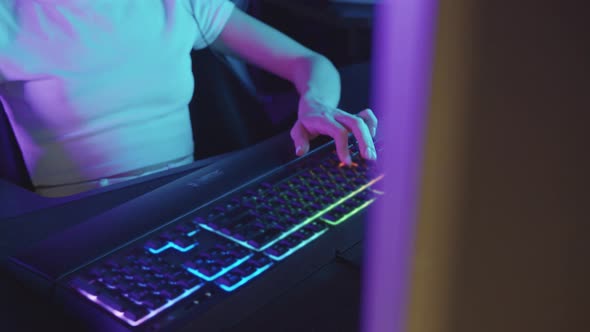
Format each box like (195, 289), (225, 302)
(212, 9), (341, 108)
(291, 54), (341, 109)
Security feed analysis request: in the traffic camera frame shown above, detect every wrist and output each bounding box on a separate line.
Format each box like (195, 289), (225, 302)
(293, 54), (341, 109)
(300, 91), (339, 111)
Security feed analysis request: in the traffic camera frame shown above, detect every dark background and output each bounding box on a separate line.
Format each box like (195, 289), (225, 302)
(409, 1), (589, 332)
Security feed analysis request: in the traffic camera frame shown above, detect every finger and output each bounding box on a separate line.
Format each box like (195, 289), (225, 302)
(357, 108), (378, 138)
(335, 112), (377, 161)
(304, 116), (352, 165)
(290, 120), (311, 156)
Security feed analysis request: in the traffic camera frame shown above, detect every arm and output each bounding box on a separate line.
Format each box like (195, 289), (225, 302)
(211, 10), (340, 107)
(211, 8), (377, 163)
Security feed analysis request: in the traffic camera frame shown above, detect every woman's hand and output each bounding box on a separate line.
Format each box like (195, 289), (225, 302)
(211, 8), (377, 163)
(290, 95), (378, 165)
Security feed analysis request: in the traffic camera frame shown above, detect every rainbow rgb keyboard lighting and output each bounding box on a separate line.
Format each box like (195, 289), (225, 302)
(67, 142), (384, 327)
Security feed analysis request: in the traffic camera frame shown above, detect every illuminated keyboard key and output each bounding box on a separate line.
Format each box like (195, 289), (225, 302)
(215, 258), (273, 292)
(171, 234), (199, 250)
(124, 304), (150, 322)
(144, 238), (167, 252)
(197, 263), (222, 278)
(71, 276), (101, 296)
(216, 272), (242, 288)
(98, 290), (132, 312)
(172, 271), (202, 289)
(159, 285), (184, 299)
(141, 294), (167, 310)
(266, 243), (289, 257)
(233, 264), (256, 277)
(249, 255), (271, 268)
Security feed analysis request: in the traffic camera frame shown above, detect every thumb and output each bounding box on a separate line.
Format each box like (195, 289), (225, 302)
(290, 120), (311, 156)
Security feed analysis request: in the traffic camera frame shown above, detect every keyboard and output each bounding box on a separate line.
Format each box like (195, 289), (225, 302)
(5, 132), (384, 331)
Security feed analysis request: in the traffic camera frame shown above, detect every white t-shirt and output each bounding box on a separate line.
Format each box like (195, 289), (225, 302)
(0, 0), (235, 190)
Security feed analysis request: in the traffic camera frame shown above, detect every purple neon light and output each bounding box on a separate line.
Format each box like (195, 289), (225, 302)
(361, 1), (438, 332)
(78, 282), (204, 327)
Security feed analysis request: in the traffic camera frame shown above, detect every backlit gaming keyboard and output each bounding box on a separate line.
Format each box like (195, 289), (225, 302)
(64, 139), (384, 329)
(6, 135), (384, 331)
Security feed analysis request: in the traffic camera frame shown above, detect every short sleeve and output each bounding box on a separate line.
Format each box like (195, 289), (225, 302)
(188, 0), (235, 50)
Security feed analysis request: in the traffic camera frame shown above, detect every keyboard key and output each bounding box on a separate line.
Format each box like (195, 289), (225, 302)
(144, 238), (167, 251)
(249, 255), (271, 268)
(149, 263), (168, 274)
(132, 271), (153, 284)
(197, 263), (222, 278)
(216, 255), (237, 267)
(224, 205), (249, 219)
(101, 273), (122, 285)
(215, 257), (273, 292)
(98, 291), (130, 312)
(266, 244), (289, 257)
(159, 230), (182, 241)
(71, 276), (101, 296)
(173, 221), (196, 233)
(279, 237), (300, 248)
(305, 221), (328, 233)
(215, 272), (241, 287)
(171, 234), (198, 248)
(172, 271), (202, 289)
(227, 246), (250, 259)
(233, 263), (256, 277)
(141, 294), (167, 310)
(147, 278), (168, 290)
(247, 228), (282, 249)
(123, 304), (150, 322)
(184, 256), (205, 270)
(127, 288), (151, 303)
(205, 247), (224, 258)
(113, 279), (135, 293)
(159, 285), (184, 299)
(120, 264), (141, 275)
(293, 228), (315, 240)
(137, 255), (156, 266)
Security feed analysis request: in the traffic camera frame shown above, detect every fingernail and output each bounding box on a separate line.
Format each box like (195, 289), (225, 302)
(296, 146), (303, 156)
(345, 155), (352, 165)
(371, 127), (377, 138)
(366, 147), (377, 160)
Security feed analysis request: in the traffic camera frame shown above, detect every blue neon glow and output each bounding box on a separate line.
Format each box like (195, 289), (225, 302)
(186, 254), (252, 282)
(187, 230), (198, 237)
(266, 228), (329, 261)
(217, 262), (273, 292)
(199, 219), (314, 252)
(77, 282), (204, 326)
(148, 241), (196, 254)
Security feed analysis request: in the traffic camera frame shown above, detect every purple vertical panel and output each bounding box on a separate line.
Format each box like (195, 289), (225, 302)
(361, 1), (438, 332)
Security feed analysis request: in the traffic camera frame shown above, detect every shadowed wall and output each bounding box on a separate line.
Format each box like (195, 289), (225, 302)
(409, 1), (589, 331)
